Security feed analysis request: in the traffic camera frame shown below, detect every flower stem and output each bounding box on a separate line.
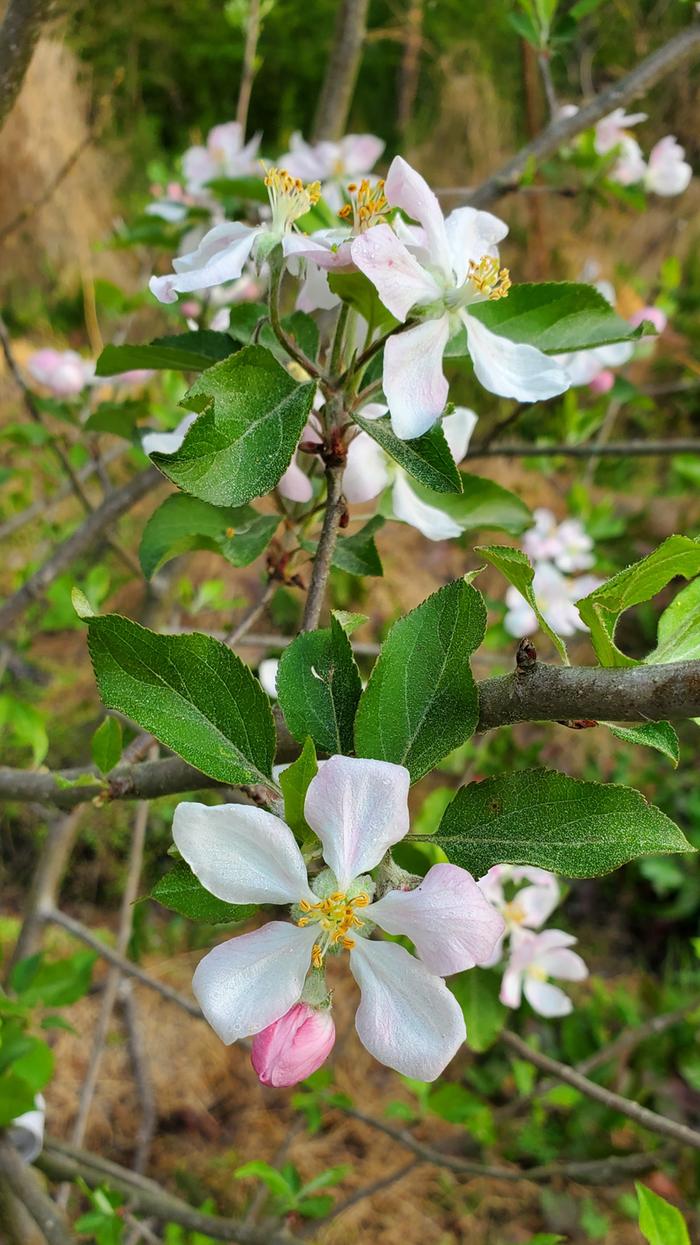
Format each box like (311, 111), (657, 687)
(301, 463), (345, 632)
(267, 250), (320, 376)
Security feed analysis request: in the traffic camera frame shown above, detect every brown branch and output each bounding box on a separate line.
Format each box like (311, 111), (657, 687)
(310, 1161), (420, 1231)
(312, 0), (370, 142)
(0, 1138), (75, 1245)
(464, 25), (700, 208)
(466, 439), (700, 459)
(501, 1031), (700, 1151)
(225, 579), (276, 645)
(120, 982), (158, 1175)
(0, 0), (53, 131)
(235, 0), (261, 134)
(301, 464), (345, 630)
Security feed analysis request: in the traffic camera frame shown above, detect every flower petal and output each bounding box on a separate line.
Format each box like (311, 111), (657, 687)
(518, 883), (560, 929)
(391, 472), (463, 541)
(277, 456), (314, 502)
(349, 938), (466, 1080)
(385, 156), (453, 278)
(500, 963), (523, 1009)
(150, 222), (260, 303)
(539, 948), (588, 981)
(464, 314), (570, 402)
(173, 802), (313, 905)
(351, 224), (441, 322)
(444, 206), (508, 286)
(367, 863), (505, 975)
(442, 406), (478, 463)
(383, 317), (450, 439)
(344, 431), (390, 503)
(523, 977), (573, 1017)
(304, 755), (410, 889)
(193, 922), (317, 1043)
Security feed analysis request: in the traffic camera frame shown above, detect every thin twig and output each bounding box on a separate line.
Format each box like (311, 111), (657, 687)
(309, 1161), (420, 1231)
(7, 805), (87, 977)
(121, 981), (158, 1174)
(465, 438), (700, 459)
(0, 445), (127, 542)
(225, 579), (276, 645)
(0, 1139), (76, 1245)
(235, 0), (261, 134)
(301, 464), (345, 631)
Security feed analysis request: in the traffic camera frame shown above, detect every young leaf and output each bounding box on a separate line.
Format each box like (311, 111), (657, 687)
(354, 579), (487, 782)
(646, 576), (700, 664)
(328, 271), (398, 335)
(151, 345), (316, 506)
(352, 411), (463, 494)
(91, 716), (123, 774)
(603, 721), (679, 767)
(151, 860), (256, 924)
(433, 769), (694, 878)
(331, 516), (384, 577)
(451, 967), (507, 1053)
(14, 951), (96, 1007)
(636, 1184), (690, 1245)
(576, 535), (700, 666)
(468, 282), (648, 354)
(139, 494), (257, 578)
(279, 737), (318, 843)
(87, 614), (277, 787)
(95, 331), (237, 375)
(406, 473), (531, 537)
(476, 544), (568, 661)
(277, 616), (362, 754)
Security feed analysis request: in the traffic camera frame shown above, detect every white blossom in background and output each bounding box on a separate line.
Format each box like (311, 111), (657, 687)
(592, 109), (691, 197)
(172, 754), (505, 1080)
(504, 562), (595, 639)
(183, 121), (262, 196)
(27, 349), (95, 397)
(500, 929), (588, 1017)
(478, 865), (561, 966)
(593, 108), (647, 156)
(279, 132), (384, 209)
(258, 658), (280, 698)
(352, 156), (569, 439)
(645, 136), (692, 197)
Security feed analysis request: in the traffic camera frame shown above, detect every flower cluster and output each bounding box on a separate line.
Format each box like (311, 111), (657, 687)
(26, 348), (154, 399)
(478, 866), (588, 1016)
(593, 109), (691, 196)
(504, 508), (602, 639)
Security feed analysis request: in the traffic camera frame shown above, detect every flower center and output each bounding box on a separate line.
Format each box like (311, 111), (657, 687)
(297, 890), (370, 966)
(467, 255), (511, 300)
(338, 179), (388, 233)
(265, 167), (321, 233)
(529, 965), (548, 982)
(503, 899), (526, 927)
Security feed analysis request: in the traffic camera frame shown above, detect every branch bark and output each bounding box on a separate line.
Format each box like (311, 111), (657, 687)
(0, 1138), (75, 1245)
(312, 0), (370, 142)
(464, 24), (700, 208)
(301, 463), (345, 630)
(0, 0), (53, 131)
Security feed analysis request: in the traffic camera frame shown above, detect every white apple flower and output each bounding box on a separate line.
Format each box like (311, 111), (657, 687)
(478, 864), (561, 966)
(645, 136), (692, 197)
(149, 168), (321, 304)
(351, 157), (569, 439)
(279, 132), (384, 209)
(27, 349), (95, 397)
(522, 509), (595, 574)
(173, 754), (505, 1080)
(504, 562), (594, 639)
(594, 108), (647, 156)
(182, 121), (261, 196)
(501, 928), (588, 1017)
(555, 279), (635, 386)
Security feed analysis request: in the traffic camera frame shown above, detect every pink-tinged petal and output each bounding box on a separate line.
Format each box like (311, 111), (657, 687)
(384, 156), (452, 277)
(349, 938), (466, 1080)
(383, 316), (450, 440)
(340, 133), (385, 174)
(351, 224), (440, 322)
(344, 431), (390, 503)
(193, 922), (317, 1043)
(304, 755), (410, 889)
(465, 314), (570, 403)
(442, 406), (478, 463)
(173, 802), (313, 906)
(500, 963), (523, 1009)
(150, 222), (260, 303)
(646, 137), (692, 197)
(530, 928), (577, 953)
(629, 305), (667, 333)
(444, 206), (508, 285)
(182, 145), (214, 193)
(588, 369), (615, 395)
(251, 1002), (336, 1087)
(278, 456), (314, 502)
(367, 863), (505, 975)
(283, 230), (353, 271)
(539, 948), (588, 981)
(523, 977), (573, 1017)
(391, 473), (463, 541)
(518, 883), (560, 929)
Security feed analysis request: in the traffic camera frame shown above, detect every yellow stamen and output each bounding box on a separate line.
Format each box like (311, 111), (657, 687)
(468, 255), (511, 300)
(312, 944), (323, 969)
(263, 167), (321, 231)
(297, 890), (370, 967)
(339, 178), (388, 233)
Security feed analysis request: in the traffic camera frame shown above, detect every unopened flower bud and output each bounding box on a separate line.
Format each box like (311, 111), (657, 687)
(251, 1003), (335, 1088)
(588, 369), (615, 395)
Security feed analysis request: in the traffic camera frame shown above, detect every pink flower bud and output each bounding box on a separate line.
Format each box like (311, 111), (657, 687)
(180, 300), (200, 318)
(588, 369), (615, 395)
(629, 305), (668, 334)
(251, 1003), (335, 1088)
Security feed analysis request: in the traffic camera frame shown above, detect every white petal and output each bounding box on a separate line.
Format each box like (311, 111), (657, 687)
(518, 883), (560, 929)
(141, 412), (197, 458)
(258, 658), (280, 699)
(173, 802), (313, 905)
(193, 922), (317, 1043)
(539, 948), (588, 981)
(391, 473), (463, 541)
(351, 224), (441, 322)
(464, 315), (569, 402)
(442, 406), (478, 463)
(385, 156), (453, 278)
(278, 456), (314, 502)
(344, 431), (390, 503)
(349, 938), (466, 1080)
(304, 755), (410, 890)
(150, 222), (260, 302)
(444, 206), (508, 285)
(383, 317), (450, 439)
(500, 963), (523, 1009)
(523, 977), (573, 1017)
(340, 133), (385, 174)
(367, 863), (505, 975)
(296, 264), (340, 313)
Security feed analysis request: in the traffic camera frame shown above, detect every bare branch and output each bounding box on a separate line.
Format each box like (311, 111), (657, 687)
(301, 463), (345, 631)
(466, 439), (700, 460)
(0, 1139), (75, 1245)
(464, 25), (700, 208)
(226, 579), (276, 645)
(0, 0), (53, 131)
(235, 0), (261, 134)
(312, 0), (370, 142)
(0, 444), (128, 542)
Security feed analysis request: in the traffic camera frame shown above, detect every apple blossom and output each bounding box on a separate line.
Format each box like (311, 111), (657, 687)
(183, 121), (261, 196)
(279, 132), (384, 209)
(27, 348), (95, 397)
(351, 156), (569, 438)
(500, 929), (588, 1017)
(645, 136), (692, 197)
(521, 509), (595, 575)
(594, 108), (647, 156)
(588, 369), (615, 395)
(478, 865), (561, 967)
(258, 657), (280, 698)
(629, 305), (668, 335)
(504, 562), (594, 639)
(172, 754), (505, 1080)
(251, 1002), (336, 1087)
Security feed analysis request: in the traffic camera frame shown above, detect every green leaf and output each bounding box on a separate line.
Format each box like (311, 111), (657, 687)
(13, 951), (96, 1007)
(476, 544), (568, 661)
(139, 493), (279, 578)
(468, 283), (647, 354)
(637, 1184), (690, 1245)
(647, 576), (700, 664)
(87, 614), (277, 787)
(277, 615), (362, 754)
(354, 580), (486, 782)
(11, 1037), (54, 1093)
(95, 331), (237, 376)
(235, 1161), (295, 1199)
(0, 1073), (37, 1127)
(352, 412), (463, 495)
(406, 473), (531, 537)
(451, 968), (507, 1052)
(328, 271), (399, 335)
(204, 174), (269, 202)
(433, 769), (694, 878)
(331, 516), (384, 577)
(604, 721), (679, 767)
(151, 345), (316, 505)
(91, 716), (123, 774)
(279, 737), (318, 844)
(84, 400), (142, 440)
(575, 535), (700, 666)
(218, 514), (280, 567)
(151, 860), (256, 924)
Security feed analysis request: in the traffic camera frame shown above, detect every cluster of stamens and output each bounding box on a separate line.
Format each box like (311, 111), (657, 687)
(468, 255), (511, 300)
(297, 890), (370, 966)
(502, 898), (526, 926)
(338, 179), (388, 232)
(264, 167), (321, 227)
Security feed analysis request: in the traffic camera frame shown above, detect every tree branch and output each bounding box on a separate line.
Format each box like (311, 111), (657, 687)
(311, 0), (369, 142)
(0, 445), (128, 542)
(0, 1138), (75, 1245)
(235, 0), (261, 134)
(466, 439), (700, 459)
(301, 463), (345, 631)
(464, 24), (700, 208)
(0, 0), (53, 131)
